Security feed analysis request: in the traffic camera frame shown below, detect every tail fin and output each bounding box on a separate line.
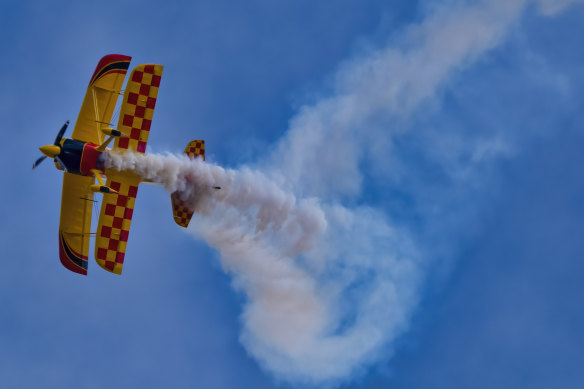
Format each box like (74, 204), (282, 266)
(171, 140), (205, 228)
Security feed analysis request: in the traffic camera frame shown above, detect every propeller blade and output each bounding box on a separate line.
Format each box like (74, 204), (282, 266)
(54, 120), (70, 145)
(32, 155), (47, 169)
(33, 120), (68, 171)
(55, 156), (67, 172)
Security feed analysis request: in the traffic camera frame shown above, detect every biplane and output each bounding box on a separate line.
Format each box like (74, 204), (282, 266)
(33, 54), (205, 276)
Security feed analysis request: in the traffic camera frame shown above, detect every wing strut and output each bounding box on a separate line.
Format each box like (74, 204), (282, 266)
(90, 169), (118, 194)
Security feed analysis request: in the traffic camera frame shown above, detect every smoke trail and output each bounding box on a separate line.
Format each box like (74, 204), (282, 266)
(106, 151), (420, 382)
(107, 0), (578, 385)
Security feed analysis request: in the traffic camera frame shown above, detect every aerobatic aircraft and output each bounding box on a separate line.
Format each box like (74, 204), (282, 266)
(33, 54), (204, 276)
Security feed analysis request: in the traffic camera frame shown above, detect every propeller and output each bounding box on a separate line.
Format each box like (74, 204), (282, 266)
(32, 120), (69, 170)
(54, 120), (69, 145)
(32, 155), (47, 169)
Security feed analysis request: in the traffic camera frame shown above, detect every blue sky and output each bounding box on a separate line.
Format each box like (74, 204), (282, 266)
(1, 0), (584, 388)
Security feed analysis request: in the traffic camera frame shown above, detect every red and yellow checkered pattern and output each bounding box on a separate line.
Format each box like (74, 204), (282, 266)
(171, 140), (205, 228)
(95, 172), (141, 275)
(172, 196), (194, 227)
(92, 64), (162, 275)
(114, 64), (163, 154)
(184, 140), (205, 160)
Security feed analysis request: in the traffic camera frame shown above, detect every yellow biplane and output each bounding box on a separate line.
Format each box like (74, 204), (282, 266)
(34, 54), (205, 276)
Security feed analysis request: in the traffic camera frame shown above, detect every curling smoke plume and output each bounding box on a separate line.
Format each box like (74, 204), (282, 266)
(107, 0), (579, 385)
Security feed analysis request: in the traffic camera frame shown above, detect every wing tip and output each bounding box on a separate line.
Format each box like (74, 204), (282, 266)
(58, 231), (88, 276)
(95, 258), (123, 276)
(90, 54), (132, 85)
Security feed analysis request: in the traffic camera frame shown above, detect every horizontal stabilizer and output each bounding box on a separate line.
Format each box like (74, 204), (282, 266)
(171, 140), (205, 228)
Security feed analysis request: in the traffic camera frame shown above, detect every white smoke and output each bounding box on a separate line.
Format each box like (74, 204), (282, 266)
(107, 0), (579, 385)
(536, 0), (583, 15)
(106, 150), (419, 383)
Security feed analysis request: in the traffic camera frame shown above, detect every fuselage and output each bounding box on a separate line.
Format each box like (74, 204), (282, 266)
(57, 138), (105, 175)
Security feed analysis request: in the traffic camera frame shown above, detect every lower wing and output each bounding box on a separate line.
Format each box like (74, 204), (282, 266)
(59, 173), (95, 275)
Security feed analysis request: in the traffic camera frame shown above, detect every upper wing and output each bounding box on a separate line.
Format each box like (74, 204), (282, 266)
(72, 54), (132, 144)
(113, 64), (163, 153)
(94, 171), (141, 275)
(59, 172), (95, 275)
